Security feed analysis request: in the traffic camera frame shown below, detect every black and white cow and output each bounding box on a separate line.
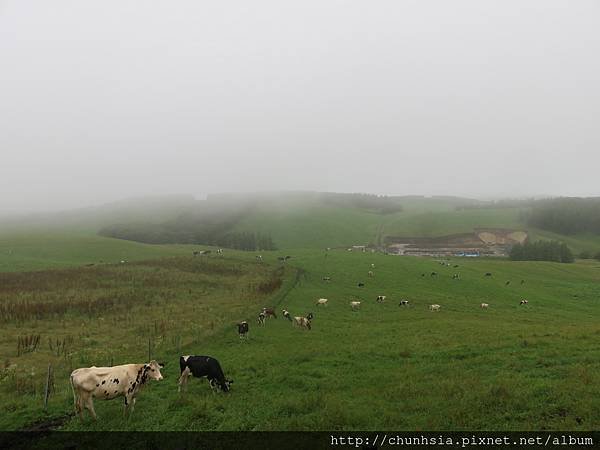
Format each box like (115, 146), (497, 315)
(376, 295), (386, 303)
(399, 300), (409, 306)
(520, 299), (528, 305)
(237, 321), (249, 339)
(282, 309), (292, 321)
(257, 312), (266, 326)
(178, 356), (232, 393)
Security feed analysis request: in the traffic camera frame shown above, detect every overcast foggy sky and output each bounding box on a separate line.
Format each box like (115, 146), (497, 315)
(1, 1), (599, 213)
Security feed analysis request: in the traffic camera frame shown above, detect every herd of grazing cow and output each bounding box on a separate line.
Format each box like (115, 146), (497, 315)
(70, 254), (532, 421)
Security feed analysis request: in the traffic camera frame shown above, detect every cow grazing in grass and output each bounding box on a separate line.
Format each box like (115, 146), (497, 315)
(520, 299), (528, 305)
(350, 301), (361, 311)
(316, 298), (328, 306)
(178, 356), (232, 393)
(399, 300), (409, 306)
(257, 312), (266, 326)
(322, 276), (331, 282)
(237, 321), (249, 339)
(485, 272), (492, 277)
(480, 303), (489, 309)
(429, 304), (441, 311)
(256, 255), (263, 261)
(282, 309), (292, 321)
(376, 295), (386, 303)
(70, 360), (164, 421)
(293, 316), (312, 330)
(262, 307), (277, 319)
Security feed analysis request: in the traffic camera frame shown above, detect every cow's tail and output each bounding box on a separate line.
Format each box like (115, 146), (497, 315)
(70, 373), (78, 410)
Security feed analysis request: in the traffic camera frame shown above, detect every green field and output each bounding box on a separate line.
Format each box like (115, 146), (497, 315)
(2, 242), (600, 431)
(2, 196), (600, 432)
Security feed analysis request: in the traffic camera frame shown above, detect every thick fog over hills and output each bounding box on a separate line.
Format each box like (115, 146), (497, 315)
(1, 0), (599, 214)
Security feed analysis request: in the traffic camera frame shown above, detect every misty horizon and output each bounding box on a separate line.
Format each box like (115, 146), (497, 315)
(2, 0), (599, 213)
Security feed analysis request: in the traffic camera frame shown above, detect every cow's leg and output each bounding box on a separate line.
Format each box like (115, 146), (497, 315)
(123, 394), (133, 417)
(129, 397), (137, 416)
(83, 394), (97, 421)
(178, 367), (190, 393)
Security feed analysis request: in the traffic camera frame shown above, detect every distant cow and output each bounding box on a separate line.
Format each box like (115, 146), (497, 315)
(368, 271), (374, 277)
(293, 316), (311, 330)
(282, 309), (292, 321)
(430, 272), (438, 277)
(262, 307), (277, 319)
(322, 276), (331, 282)
(520, 299), (528, 305)
(484, 272), (492, 277)
(316, 298), (328, 306)
(257, 312), (266, 326)
(216, 249), (223, 255)
(357, 282), (365, 287)
(178, 355), (232, 393)
(237, 321), (249, 339)
(255, 255), (263, 261)
(480, 303), (489, 309)
(399, 300), (409, 306)
(350, 301), (361, 311)
(429, 304), (441, 311)
(376, 295), (386, 303)
(70, 360), (164, 420)
(452, 274), (460, 279)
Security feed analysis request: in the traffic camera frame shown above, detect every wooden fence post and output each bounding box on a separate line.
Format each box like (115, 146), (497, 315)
(44, 364), (52, 409)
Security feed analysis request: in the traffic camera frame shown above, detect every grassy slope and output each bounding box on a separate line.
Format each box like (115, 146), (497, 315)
(3, 248), (600, 431)
(0, 231), (195, 272)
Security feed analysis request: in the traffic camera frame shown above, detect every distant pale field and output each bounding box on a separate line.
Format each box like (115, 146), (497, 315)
(1, 235), (600, 431)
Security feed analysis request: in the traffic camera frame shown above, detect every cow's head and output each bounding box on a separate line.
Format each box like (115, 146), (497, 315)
(146, 360), (164, 381)
(223, 379), (233, 392)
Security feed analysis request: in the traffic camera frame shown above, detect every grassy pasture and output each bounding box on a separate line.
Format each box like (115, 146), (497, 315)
(2, 245), (600, 431)
(0, 255), (284, 430)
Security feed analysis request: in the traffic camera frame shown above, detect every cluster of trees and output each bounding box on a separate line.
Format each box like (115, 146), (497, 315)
(528, 198), (600, 235)
(100, 223), (276, 251)
(509, 240), (574, 263)
(99, 205), (276, 251)
(319, 193), (403, 214)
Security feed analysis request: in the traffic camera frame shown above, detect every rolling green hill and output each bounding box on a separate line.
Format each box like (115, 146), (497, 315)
(2, 249), (600, 431)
